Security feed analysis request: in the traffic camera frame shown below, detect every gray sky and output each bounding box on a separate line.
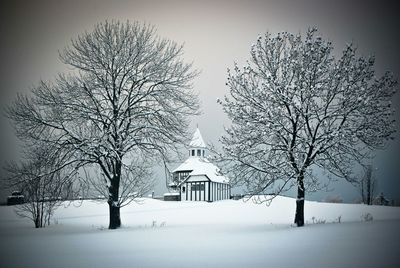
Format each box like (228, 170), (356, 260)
(1, 0), (399, 202)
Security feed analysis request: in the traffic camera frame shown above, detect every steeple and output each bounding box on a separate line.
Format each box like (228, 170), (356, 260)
(189, 128), (207, 158)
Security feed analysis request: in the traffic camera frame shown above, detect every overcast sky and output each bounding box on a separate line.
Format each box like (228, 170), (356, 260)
(1, 0), (399, 202)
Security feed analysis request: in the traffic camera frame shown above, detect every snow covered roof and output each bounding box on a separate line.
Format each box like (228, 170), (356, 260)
(189, 128), (207, 148)
(173, 157), (229, 184)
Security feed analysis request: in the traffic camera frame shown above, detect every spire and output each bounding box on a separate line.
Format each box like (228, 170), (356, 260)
(189, 128), (206, 148)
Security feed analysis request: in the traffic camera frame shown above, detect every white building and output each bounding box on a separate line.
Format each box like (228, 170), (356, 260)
(171, 128), (230, 202)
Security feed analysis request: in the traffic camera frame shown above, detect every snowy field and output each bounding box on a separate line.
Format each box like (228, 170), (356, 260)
(1, 196), (400, 268)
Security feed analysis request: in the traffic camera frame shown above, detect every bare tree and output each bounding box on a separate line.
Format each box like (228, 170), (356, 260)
(219, 28), (397, 227)
(7, 20), (199, 229)
(5, 141), (77, 228)
(359, 165), (377, 205)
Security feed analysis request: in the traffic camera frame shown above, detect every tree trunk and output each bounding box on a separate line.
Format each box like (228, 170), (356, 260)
(107, 160), (122, 229)
(34, 202), (41, 228)
(367, 175), (371, 205)
(108, 201), (121, 229)
(34, 215), (40, 228)
(294, 176), (305, 227)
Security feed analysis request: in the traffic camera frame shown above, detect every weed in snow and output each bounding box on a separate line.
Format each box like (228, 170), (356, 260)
(361, 213), (373, 222)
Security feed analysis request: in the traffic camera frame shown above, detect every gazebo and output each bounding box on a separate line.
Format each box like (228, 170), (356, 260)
(170, 128), (230, 202)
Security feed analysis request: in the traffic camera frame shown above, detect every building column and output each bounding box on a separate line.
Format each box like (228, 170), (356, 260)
(203, 182), (206, 201)
(190, 182), (192, 201)
(186, 183), (188, 201)
(208, 181), (210, 201)
(195, 182), (197, 201)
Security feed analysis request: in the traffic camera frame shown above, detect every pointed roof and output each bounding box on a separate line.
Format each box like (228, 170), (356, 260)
(189, 128), (207, 148)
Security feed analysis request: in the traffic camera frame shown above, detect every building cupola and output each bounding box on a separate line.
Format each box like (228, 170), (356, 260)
(189, 128), (207, 158)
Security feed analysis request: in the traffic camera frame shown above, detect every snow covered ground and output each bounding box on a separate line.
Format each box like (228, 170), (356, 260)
(1, 196), (399, 267)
